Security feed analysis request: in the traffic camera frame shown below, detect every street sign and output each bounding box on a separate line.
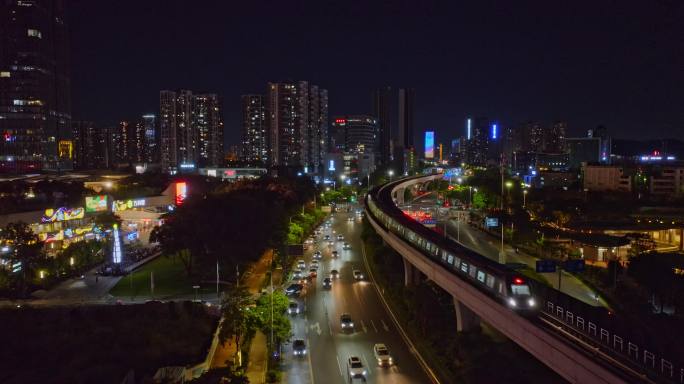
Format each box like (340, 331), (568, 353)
(485, 217), (499, 228)
(563, 259), (586, 272)
(536, 259), (557, 273)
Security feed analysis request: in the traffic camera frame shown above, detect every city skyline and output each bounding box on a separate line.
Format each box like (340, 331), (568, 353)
(67, 1), (684, 146)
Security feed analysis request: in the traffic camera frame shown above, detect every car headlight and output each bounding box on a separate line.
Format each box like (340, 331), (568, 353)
(378, 358), (382, 364)
(362, 370), (367, 376)
(508, 298), (517, 307)
(528, 298), (536, 307)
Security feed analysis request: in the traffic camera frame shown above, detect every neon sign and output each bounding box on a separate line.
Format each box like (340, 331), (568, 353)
(175, 182), (187, 205)
(112, 199), (146, 212)
(41, 207), (85, 223)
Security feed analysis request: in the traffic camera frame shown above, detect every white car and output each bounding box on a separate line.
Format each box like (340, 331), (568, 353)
(312, 251), (322, 259)
(353, 269), (364, 280)
(337, 234), (344, 241)
(373, 343), (393, 366)
(340, 313), (354, 330)
(347, 356), (367, 380)
(297, 260), (306, 269)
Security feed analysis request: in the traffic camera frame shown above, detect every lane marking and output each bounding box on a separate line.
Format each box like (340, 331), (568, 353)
(370, 319), (378, 332)
(380, 319), (390, 332)
(360, 319), (368, 333)
(336, 354), (344, 378)
(306, 337), (315, 384)
(361, 241), (441, 384)
(362, 353), (373, 376)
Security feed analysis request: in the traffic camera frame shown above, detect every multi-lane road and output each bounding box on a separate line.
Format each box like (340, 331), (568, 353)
(281, 204), (433, 384)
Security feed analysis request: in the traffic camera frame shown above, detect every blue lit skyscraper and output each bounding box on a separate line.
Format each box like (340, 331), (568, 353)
(425, 131), (435, 159)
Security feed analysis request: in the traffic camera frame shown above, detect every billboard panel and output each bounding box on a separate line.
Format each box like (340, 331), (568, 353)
(85, 195), (108, 213)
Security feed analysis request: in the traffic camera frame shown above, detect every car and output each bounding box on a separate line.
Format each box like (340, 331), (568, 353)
(337, 234), (344, 241)
(343, 242), (351, 250)
(327, 240), (334, 246)
(310, 261), (319, 269)
(293, 269), (303, 279)
(340, 313), (354, 330)
(347, 356), (367, 380)
(353, 269), (364, 280)
(309, 268), (318, 278)
(330, 269), (340, 279)
(331, 250), (339, 258)
(324, 234), (331, 240)
(322, 277), (332, 288)
(288, 301), (300, 315)
(313, 251), (322, 259)
(373, 343), (393, 366)
(297, 260), (306, 269)
(347, 216), (354, 222)
(293, 339), (307, 356)
(285, 283), (304, 295)
(305, 237), (314, 244)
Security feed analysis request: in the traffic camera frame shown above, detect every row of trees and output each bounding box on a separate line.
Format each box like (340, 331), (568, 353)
(150, 176), (317, 280)
(219, 285), (292, 366)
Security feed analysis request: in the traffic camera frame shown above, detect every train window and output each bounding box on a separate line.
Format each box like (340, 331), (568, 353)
(441, 250), (448, 261)
(486, 275), (495, 288)
(454, 257), (461, 268)
(469, 266), (477, 279)
(477, 270), (486, 283)
(460, 262), (468, 273)
(447, 255), (454, 265)
(510, 285), (531, 295)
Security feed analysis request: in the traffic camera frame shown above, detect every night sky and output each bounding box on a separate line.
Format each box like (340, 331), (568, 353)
(68, 0), (684, 147)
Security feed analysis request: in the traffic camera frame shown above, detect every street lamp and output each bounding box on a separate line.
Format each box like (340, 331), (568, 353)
(523, 189), (528, 208)
(388, 170), (394, 182)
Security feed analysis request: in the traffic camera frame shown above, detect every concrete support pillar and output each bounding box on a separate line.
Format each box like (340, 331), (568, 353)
(680, 228), (683, 251)
(453, 297), (481, 332)
(403, 257), (420, 286)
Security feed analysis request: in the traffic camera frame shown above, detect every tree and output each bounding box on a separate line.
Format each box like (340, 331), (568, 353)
(219, 284), (255, 367)
(1, 222), (45, 296)
(253, 291), (292, 349)
(552, 210), (571, 228)
(472, 191), (488, 210)
(628, 253), (684, 313)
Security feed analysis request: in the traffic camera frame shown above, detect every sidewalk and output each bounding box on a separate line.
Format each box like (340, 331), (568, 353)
(246, 331), (268, 384)
(209, 249), (274, 379)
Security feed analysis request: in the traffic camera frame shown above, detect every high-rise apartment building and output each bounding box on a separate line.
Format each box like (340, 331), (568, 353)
(0, 0), (71, 172)
(398, 88), (415, 150)
(241, 95), (268, 164)
(267, 81), (327, 173)
(160, 90), (223, 173)
(72, 121), (110, 169)
(397, 88), (415, 173)
(546, 121), (567, 153)
(331, 115), (378, 154)
(193, 93), (223, 167)
(465, 117), (490, 166)
(140, 114), (157, 163)
(373, 87), (392, 164)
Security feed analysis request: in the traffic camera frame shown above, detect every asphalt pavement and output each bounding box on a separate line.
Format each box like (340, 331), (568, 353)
(281, 204), (433, 384)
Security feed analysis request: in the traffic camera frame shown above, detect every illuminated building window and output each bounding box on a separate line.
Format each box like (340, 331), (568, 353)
(0, 72), (9, 77)
(27, 29), (42, 38)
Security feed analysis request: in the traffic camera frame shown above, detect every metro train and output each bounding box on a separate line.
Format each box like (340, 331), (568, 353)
(366, 188), (538, 312)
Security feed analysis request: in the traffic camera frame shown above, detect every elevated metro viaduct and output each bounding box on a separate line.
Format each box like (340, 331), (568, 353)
(365, 174), (678, 384)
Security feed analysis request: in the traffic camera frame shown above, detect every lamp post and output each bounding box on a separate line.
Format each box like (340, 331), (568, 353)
(523, 189), (528, 208)
(388, 169), (394, 182)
